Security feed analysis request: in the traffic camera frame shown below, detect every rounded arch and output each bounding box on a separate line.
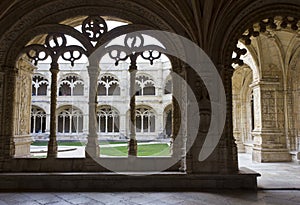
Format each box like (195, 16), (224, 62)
(33, 73), (49, 80)
(163, 104), (173, 113)
(99, 72), (119, 80)
(59, 73), (84, 83)
(135, 74), (156, 96)
(32, 73), (49, 96)
(57, 105), (84, 134)
(97, 104), (120, 113)
(0, 0), (191, 68)
(30, 105), (47, 134)
(59, 74), (85, 96)
(96, 105), (120, 134)
(216, 2), (300, 67)
(236, 42), (260, 81)
(135, 105), (156, 134)
(98, 73), (120, 96)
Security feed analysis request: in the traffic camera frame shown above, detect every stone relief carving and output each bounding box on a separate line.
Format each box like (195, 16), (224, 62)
(15, 65), (33, 136)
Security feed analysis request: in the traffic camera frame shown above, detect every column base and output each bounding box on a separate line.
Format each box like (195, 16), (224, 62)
(85, 144), (99, 158)
(47, 139), (58, 158)
(252, 148), (292, 162)
(13, 135), (32, 158)
(85, 135), (100, 158)
(128, 138), (137, 156)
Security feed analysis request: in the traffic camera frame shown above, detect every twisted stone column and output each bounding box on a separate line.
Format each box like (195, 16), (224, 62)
(47, 62), (59, 158)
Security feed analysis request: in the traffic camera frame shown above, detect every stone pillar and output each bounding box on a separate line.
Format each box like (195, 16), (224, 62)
(171, 66), (187, 171)
(157, 62), (163, 97)
(119, 114), (127, 139)
(0, 65), (18, 161)
(232, 94), (245, 152)
(187, 65), (238, 174)
(156, 113), (163, 137)
(251, 80), (291, 162)
(15, 60), (35, 157)
(85, 65), (100, 158)
(128, 63), (137, 156)
(220, 66), (239, 173)
(47, 62), (59, 158)
(45, 113), (50, 135)
(83, 114), (89, 138)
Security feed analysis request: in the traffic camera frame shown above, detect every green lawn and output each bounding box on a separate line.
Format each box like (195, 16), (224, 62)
(31, 141), (86, 146)
(31, 142), (171, 157)
(100, 144), (171, 157)
(31, 141), (127, 146)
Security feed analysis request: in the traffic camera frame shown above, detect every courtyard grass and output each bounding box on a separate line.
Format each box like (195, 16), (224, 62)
(100, 143), (171, 157)
(31, 141), (171, 157)
(31, 141), (127, 146)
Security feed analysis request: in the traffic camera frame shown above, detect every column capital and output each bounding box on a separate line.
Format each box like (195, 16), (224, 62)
(50, 62), (59, 74)
(17, 58), (36, 73)
(129, 63), (137, 72)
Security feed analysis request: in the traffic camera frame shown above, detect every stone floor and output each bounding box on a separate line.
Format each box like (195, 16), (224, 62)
(239, 153), (300, 189)
(0, 153), (299, 204)
(0, 191), (300, 205)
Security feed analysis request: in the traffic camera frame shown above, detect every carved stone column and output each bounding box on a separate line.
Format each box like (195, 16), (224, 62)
(0, 65), (18, 160)
(187, 65), (238, 174)
(210, 65), (239, 173)
(47, 62), (59, 158)
(251, 80), (292, 162)
(85, 65), (100, 158)
(14, 60), (35, 157)
(232, 94), (245, 152)
(128, 63), (137, 156)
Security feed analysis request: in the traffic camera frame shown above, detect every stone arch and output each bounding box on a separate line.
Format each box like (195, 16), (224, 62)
(232, 65), (253, 153)
(96, 105), (120, 134)
(98, 73), (120, 96)
(216, 1), (300, 67)
(57, 105), (84, 134)
(135, 105), (156, 134)
(32, 73), (49, 96)
(59, 73), (85, 96)
(135, 73), (156, 96)
(30, 105), (47, 134)
(0, 0), (190, 68)
(222, 9), (300, 162)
